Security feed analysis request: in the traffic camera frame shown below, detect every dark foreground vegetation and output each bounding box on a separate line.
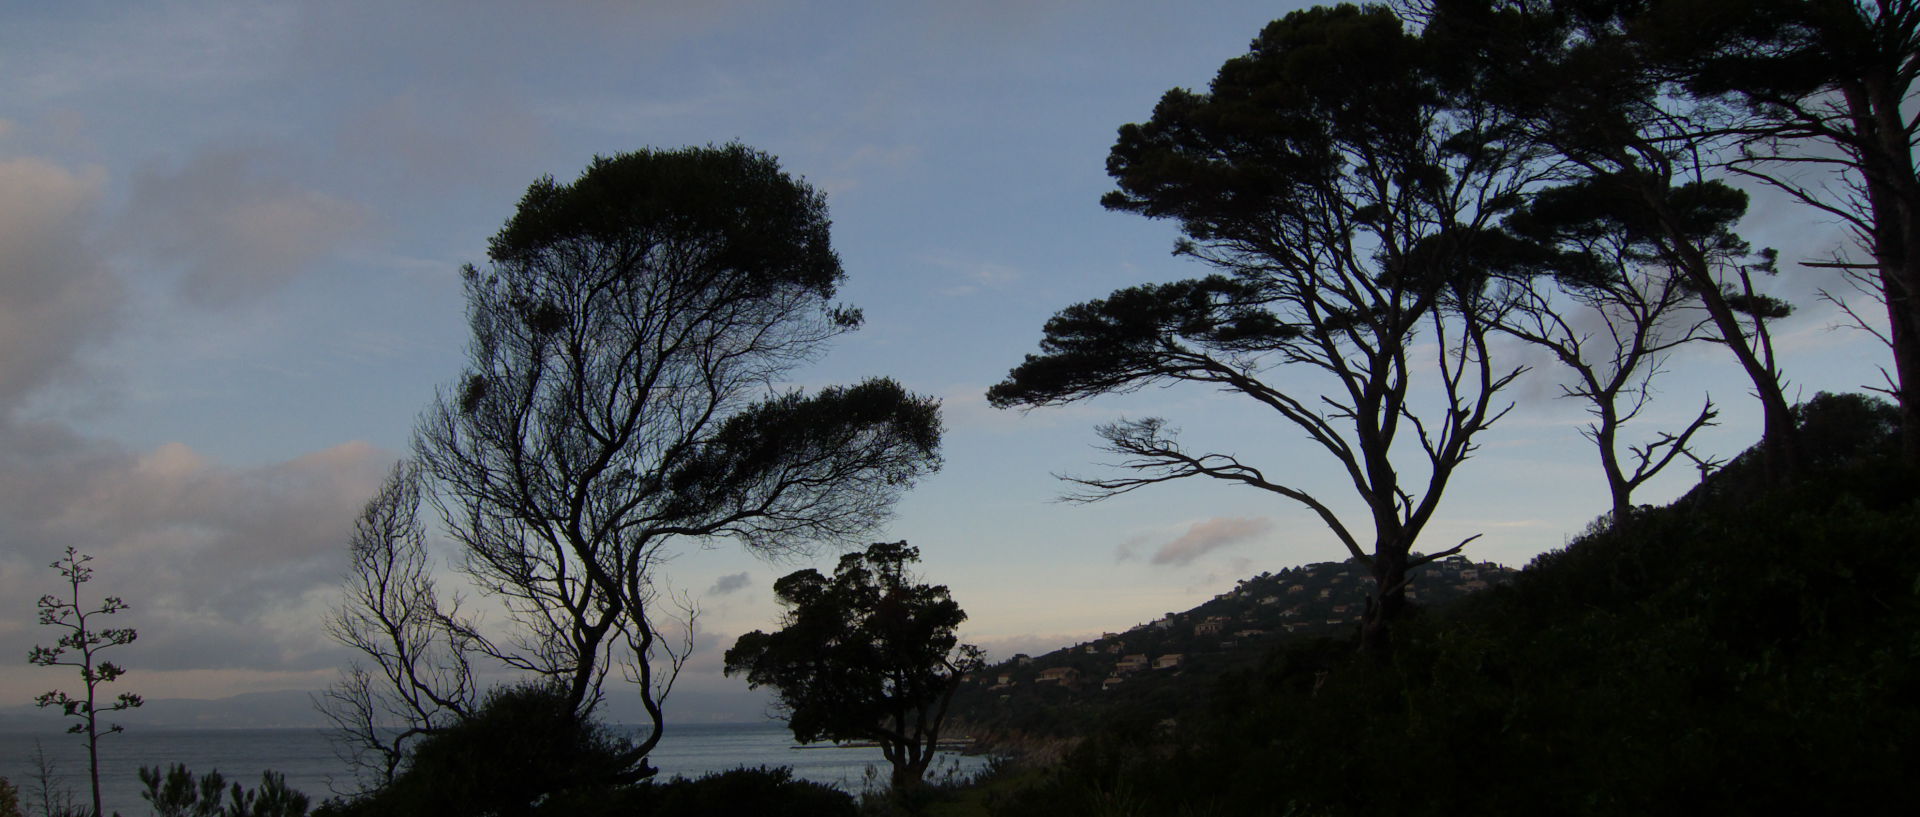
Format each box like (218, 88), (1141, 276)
(981, 393), (1918, 816)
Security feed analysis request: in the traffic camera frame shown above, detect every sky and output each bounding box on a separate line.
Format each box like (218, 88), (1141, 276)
(0, 1), (1894, 721)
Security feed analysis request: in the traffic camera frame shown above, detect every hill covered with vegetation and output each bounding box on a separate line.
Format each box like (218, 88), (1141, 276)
(973, 393), (1918, 816)
(951, 555), (1515, 742)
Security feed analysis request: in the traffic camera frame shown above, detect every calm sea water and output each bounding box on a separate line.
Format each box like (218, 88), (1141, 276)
(0, 723), (983, 815)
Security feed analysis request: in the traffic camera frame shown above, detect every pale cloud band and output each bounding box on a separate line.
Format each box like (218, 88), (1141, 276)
(1150, 516), (1275, 566)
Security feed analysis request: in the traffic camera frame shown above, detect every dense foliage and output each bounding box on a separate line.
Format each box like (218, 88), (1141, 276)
(321, 683), (631, 817)
(727, 541), (984, 790)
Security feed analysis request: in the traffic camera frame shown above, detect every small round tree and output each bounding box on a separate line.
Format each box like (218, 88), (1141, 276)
(725, 542), (984, 791)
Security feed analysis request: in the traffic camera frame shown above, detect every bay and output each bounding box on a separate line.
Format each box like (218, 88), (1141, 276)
(0, 723), (984, 815)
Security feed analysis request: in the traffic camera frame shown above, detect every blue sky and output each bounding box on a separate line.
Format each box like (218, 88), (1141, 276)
(0, 1), (1892, 715)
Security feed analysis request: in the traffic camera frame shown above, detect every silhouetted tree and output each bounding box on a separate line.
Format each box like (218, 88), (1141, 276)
(990, 5), (1539, 650)
(1497, 184), (1721, 525)
(331, 144), (943, 785)
(725, 541), (984, 790)
(1424, 0), (1806, 480)
(28, 548), (141, 817)
(1635, 0), (1920, 465)
(320, 463), (476, 789)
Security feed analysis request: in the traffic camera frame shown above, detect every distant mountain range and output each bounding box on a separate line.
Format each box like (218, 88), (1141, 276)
(0, 690), (330, 732)
(0, 686), (777, 733)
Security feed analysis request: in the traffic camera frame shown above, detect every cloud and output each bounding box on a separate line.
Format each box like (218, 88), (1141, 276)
(0, 157), (120, 406)
(927, 255), (1022, 297)
(1149, 516), (1274, 567)
(119, 147), (366, 307)
(707, 572), (752, 596)
(0, 433), (394, 695)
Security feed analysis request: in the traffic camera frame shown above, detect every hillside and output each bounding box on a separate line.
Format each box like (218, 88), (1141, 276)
(951, 555), (1515, 738)
(979, 393), (1920, 816)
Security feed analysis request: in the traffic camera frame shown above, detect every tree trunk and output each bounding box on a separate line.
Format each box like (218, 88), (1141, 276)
(1594, 408), (1635, 527)
(1640, 185), (1804, 482)
(86, 718), (102, 817)
(1889, 287), (1920, 464)
(1853, 78), (1920, 466)
(1360, 551), (1410, 653)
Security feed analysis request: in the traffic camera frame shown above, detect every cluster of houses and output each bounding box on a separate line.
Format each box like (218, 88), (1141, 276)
(980, 648), (1188, 693)
(962, 556), (1514, 698)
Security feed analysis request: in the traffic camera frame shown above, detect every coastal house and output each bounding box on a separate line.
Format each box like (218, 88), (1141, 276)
(1036, 666), (1081, 686)
(1116, 654), (1149, 674)
(1153, 654), (1184, 670)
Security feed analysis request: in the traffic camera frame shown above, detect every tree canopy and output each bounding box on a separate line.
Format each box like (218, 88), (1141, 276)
(992, 3), (1534, 650)
(328, 143), (943, 787)
(725, 541), (984, 790)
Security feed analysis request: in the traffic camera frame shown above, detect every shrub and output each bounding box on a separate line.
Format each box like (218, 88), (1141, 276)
(343, 682), (633, 817)
(138, 765), (309, 817)
(0, 777), (21, 817)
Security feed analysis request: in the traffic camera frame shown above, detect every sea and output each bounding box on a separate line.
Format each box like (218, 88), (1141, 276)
(0, 722), (985, 815)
